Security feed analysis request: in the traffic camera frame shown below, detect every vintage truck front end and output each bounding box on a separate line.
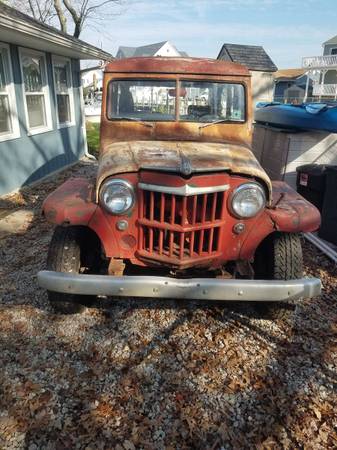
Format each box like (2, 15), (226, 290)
(38, 57), (321, 311)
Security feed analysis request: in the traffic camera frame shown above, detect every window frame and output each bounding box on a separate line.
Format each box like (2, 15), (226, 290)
(52, 55), (75, 128)
(19, 47), (52, 136)
(0, 42), (20, 142)
(106, 78), (247, 124)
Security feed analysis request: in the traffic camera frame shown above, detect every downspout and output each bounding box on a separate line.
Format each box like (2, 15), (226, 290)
(79, 82), (96, 161)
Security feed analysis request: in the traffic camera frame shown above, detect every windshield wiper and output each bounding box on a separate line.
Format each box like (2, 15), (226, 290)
(112, 117), (154, 128)
(199, 119), (241, 129)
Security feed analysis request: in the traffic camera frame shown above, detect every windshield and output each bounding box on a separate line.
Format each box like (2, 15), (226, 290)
(107, 80), (176, 121)
(107, 79), (245, 123)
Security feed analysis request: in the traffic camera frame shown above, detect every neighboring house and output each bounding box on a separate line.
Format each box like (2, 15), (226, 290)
(274, 69), (312, 103)
(116, 41), (188, 59)
(0, 4), (111, 195)
(81, 66), (103, 122)
(302, 34), (337, 99)
(217, 43), (277, 106)
(81, 67), (103, 91)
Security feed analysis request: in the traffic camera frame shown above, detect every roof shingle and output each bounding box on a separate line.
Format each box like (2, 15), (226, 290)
(217, 43), (277, 72)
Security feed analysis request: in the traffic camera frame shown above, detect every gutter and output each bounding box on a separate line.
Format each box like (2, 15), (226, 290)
(0, 13), (112, 60)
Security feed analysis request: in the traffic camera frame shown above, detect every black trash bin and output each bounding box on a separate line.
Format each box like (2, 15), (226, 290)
(319, 166), (337, 245)
(296, 164), (328, 212)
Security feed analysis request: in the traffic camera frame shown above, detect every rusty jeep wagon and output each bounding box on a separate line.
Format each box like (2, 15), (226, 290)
(38, 57), (321, 315)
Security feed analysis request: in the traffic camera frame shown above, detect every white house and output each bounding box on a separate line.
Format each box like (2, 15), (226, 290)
(81, 67), (103, 90)
(302, 34), (337, 100)
(116, 41), (188, 59)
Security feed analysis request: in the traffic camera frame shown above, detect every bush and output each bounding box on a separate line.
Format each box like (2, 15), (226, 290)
(86, 121), (100, 157)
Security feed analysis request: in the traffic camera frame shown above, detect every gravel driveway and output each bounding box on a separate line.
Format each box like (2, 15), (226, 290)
(0, 160), (336, 449)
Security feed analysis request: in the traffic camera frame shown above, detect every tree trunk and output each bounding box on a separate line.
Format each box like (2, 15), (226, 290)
(54, 0), (67, 33)
(62, 0), (83, 37)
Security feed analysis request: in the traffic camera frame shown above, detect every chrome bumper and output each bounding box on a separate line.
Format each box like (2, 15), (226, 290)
(37, 271), (321, 302)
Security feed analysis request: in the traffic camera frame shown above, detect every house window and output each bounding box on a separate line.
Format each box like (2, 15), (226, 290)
(330, 48), (337, 55)
(20, 49), (52, 134)
(0, 43), (20, 141)
(52, 57), (74, 127)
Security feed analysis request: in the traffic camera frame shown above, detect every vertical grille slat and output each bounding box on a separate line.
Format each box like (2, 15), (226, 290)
(149, 227), (153, 253)
(192, 195), (197, 225)
(190, 230), (195, 257)
(150, 191), (154, 220)
(139, 184), (226, 264)
(179, 232), (185, 260)
(201, 194), (207, 223)
(171, 195), (176, 224)
(181, 197), (187, 226)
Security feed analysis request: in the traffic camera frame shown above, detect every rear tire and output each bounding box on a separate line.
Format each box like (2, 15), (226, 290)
(253, 232), (303, 320)
(46, 226), (101, 314)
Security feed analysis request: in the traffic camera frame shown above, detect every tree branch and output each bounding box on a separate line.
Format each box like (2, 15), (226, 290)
(27, 0), (38, 19)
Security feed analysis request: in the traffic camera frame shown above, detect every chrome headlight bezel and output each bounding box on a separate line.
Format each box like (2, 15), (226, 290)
(229, 182), (266, 219)
(99, 178), (135, 215)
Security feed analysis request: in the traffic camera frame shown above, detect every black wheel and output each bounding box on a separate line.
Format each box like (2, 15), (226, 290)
(46, 226), (101, 314)
(253, 232), (303, 320)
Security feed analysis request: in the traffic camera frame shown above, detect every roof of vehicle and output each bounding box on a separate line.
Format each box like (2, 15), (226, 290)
(104, 56), (250, 76)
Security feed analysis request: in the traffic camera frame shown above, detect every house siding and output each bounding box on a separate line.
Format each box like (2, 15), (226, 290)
(251, 71), (274, 106)
(323, 44), (337, 55)
(0, 43), (85, 195)
(274, 75), (312, 101)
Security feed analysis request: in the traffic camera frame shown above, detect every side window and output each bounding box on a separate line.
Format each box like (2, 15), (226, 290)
(0, 43), (20, 141)
(52, 57), (75, 127)
(20, 49), (52, 134)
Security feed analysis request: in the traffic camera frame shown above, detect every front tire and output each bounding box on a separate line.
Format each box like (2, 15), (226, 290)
(253, 232), (303, 320)
(46, 226), (101, 314)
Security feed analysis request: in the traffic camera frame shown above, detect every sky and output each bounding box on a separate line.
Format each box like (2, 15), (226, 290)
(80, 0), (337, 68)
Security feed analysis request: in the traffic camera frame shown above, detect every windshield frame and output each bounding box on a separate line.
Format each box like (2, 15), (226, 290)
(106, 78), (247, 124)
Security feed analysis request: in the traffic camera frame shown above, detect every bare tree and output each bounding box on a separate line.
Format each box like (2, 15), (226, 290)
(10, 0), (55, 23)
(7, 0), (123, 38)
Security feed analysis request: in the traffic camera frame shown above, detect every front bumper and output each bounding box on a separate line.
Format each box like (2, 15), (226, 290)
(38, 271), (321, 302)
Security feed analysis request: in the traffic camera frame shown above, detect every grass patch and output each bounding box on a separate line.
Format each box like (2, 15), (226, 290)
(86, 121), (100, 157)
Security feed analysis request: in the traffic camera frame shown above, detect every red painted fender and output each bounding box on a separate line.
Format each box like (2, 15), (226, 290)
(239, 181), (320, 259)
(267, 181), (321, 232)
(42, 178), (97, 225)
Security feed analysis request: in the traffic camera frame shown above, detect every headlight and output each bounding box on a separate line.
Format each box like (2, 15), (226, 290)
(99, 179), (135, 215)
(230, 182), (266, 218)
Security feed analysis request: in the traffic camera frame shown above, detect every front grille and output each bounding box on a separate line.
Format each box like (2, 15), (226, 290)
(137, 188), (226, 266)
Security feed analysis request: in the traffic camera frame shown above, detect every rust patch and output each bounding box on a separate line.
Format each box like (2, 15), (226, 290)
(104, 56), (250, 77)
(42, 178), (97, 226)
(96, 140), (272, 202)
(267, 181), (321, 233)
(45, 209), (57, 221)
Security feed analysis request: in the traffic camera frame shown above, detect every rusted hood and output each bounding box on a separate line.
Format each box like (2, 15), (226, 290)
(97, 140), (272, 198)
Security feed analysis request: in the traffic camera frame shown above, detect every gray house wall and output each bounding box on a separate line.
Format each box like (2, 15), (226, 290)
(322, 44), (337, 84)
(0, 44), (85, 195)
(323, 43), (337, 55)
